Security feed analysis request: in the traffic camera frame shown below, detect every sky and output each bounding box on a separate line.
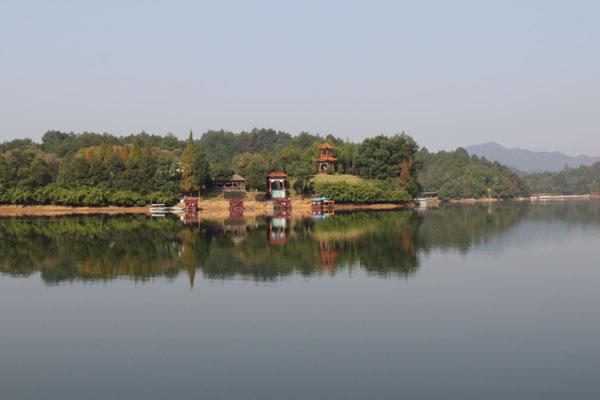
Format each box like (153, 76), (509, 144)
(0, 0), (599, 155)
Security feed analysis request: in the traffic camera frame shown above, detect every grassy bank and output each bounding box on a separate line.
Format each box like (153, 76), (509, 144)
(311, 174), (412, 204)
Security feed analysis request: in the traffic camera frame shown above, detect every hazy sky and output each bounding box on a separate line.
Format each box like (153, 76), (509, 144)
(1, 0), (598, 154)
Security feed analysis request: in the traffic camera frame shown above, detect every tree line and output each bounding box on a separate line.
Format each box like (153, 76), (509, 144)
(0, 128), (536, 206)
(525, 162), (600, 195)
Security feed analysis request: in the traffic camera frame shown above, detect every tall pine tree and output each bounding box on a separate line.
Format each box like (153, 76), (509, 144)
(180, 131), (209, 195)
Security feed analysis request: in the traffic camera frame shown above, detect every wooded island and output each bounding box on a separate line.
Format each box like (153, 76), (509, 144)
(1, 128), (591, 209)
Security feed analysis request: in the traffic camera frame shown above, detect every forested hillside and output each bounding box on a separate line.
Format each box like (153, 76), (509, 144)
(0, 132), (186, 206)
(525, 162), (600, 194)
(416, 148), (529, 200)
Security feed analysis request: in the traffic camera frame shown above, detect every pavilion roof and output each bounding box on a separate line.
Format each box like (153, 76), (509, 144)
(317, 156), (337, 162)
(267, 172), (288, 178)
(230, 174), (245, 181)
(311, 196), (332, 202)
(319, 142), (335, 149)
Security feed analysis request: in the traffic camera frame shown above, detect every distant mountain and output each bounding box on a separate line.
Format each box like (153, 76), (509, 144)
(466, 142), (600, 173)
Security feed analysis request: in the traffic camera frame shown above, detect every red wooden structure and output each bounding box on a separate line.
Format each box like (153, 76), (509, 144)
(228, 198), (245, 220)
(184, 197), (198, 211)
(317, 143), (337, 173)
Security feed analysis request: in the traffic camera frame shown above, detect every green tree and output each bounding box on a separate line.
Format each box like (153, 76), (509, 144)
(88, 156), (106, 187)
(210, 163), (235, 187)
(24, 158), (51, 189)
(234, 153), (270, 191)
(129, 137), (142, 164)
(355, 133), (418, 181)
(180, 131), (209, 195)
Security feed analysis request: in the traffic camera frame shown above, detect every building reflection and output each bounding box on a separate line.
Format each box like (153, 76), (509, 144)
(0, 203), (541, 284)
(318, 240), (338, 272)
(181, 197), (199, 225)
(224, 198), (247, 244)
(268, 214), (288, 246)
(224, 219), (247, 244)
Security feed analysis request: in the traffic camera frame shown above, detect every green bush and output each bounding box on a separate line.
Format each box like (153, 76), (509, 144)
(0, 186), (178, 207)
(314, 180), (411, 203)
(224, 191), (246, 199)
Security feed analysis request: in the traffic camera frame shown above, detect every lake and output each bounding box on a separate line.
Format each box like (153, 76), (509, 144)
(1, 202), (600, 400)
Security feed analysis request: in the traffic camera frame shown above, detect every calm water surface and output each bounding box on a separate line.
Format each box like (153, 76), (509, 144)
(1, 202), (600, 399)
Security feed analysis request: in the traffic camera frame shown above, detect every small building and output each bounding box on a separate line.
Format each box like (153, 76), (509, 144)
(267, 172), (287, 199)
(224, 174), (246, 192)
(311, 196), (335, 215)
(317, 143), (337, 174)
(415, 192), (440, 209)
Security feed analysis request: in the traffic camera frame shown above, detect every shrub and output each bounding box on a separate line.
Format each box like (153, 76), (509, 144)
(224, 191), (246, 199)
(0, 185), (178, 207)
(314, 180), (411, 203)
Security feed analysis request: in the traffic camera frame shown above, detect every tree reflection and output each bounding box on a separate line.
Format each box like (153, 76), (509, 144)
(2, 201), (596, 284)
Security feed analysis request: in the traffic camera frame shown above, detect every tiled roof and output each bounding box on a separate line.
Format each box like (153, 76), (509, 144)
(267, 172), (288, 177)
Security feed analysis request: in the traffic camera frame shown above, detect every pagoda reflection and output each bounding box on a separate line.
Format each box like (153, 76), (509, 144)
(318, 240), (338, 272)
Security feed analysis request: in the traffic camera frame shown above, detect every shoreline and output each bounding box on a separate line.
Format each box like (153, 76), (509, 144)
(449, 197), (501, 204)
(0, 205), (149, 217)
(0, 198), (412, 218)
(2, 194), (599, 217)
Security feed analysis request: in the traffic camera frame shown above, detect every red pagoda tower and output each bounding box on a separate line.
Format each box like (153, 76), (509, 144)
(317, 143), (337, 174)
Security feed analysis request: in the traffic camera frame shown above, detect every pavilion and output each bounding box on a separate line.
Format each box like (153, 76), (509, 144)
(267, 172), (287, 199)
(317, 143), (337, 173)
(224, 174), (246, 192)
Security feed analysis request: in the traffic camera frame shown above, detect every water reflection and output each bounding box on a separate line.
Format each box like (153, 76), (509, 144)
(2, 201), (600, 284)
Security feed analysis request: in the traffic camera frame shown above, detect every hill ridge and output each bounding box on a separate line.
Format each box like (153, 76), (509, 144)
(466, 142), (600, 173)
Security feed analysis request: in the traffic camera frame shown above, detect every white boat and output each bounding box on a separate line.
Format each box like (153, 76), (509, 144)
(416, 198), (428, 209)
(149, 204), (185, 214)
(150, 203), (168, 213)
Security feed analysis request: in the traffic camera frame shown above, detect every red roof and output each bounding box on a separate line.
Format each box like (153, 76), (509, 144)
(319, 143), (335, 149)
(267, 172), (288, 178)
(317, 156), (337, 162)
